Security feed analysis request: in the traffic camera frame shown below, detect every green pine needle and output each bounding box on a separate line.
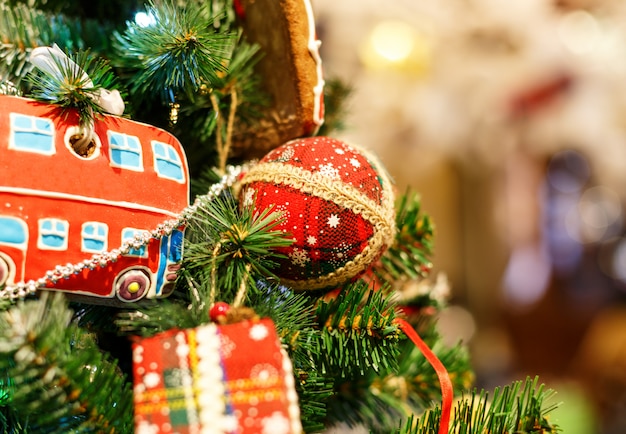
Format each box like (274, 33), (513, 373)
(374, 190), (435, 285)
(183, 193), (292, 307)
(0, 3), (61, 82)
(314, 282), (401, 378)
(393, 376), (561, 434)
(0, 293), (133, 433)
(114, 0), (236, 104)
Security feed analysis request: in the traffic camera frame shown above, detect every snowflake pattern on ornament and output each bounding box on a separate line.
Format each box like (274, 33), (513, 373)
(327, 214), (340, 228)
(275, 146), (295, 162)
(219, 334), (236, 359)
(318, 163), (339, 179)
(143, 372), (161, 388)
(289, 247), (310, 267)
(251, 363), (279, 381)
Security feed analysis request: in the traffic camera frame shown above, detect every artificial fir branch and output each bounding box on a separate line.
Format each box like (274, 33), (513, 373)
(384, 339), (473, 411)
(0, 1), (117, 85)
(174, 39), (265, 175)
(248, 281), (317, 355)
(317, 77), (353, 137)
(392, 377), (560, 434)
(183, 193), (292, 307)
(0, 293), (132, 433)
(374, 190), (435, 286)
(314, 282), (401, 378)
(113, 0), (236, 105)
(3, 0), (141, 23)
(0, 3), (61, 82)
(324, 326), (471, 432)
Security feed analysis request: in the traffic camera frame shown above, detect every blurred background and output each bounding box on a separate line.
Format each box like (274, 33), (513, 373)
(312, 0), (626, 432)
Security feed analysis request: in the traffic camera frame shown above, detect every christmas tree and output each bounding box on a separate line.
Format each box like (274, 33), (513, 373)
(0, 0), (561, 433)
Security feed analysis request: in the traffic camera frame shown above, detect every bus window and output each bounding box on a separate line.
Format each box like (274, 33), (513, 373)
(108, 131), (143, 171)
(151, 141), (185, 182)
(38, 218), (69, 250)
(9, 113), (55, 155)
(0, 217), (27, 248)
(122, 228), (149, 258)
(81, 222), (108, 253)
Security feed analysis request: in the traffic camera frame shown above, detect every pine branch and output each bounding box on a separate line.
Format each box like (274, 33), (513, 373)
(0, 2), (60, 82)
(183, 192), (292, 308)
(317, 77), (353, 136)
(250, 281), (317, 353)
(0, 293), (133, 433)
(374, 190), (435, 286)
(294, 368), (334, 433)
(4, 0), (141, 23)
(173, 38), (266, 173)
(364, 339), (473, 421)
(323, 326), (472, 432)
(394, 377), (561, 434)
(314, 282), (401, 378)
(0, 1), (113, 85)
(113, 0), (237, 104)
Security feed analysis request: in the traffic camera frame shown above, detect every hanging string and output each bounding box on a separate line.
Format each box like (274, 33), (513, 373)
(233, 263), (252, 308)
(394, 318), (453, 434)
(210, 88), (238, 175)
(209, 242), (222, 308)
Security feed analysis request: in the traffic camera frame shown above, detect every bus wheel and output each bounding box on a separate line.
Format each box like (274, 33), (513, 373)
(115, 268), (151, 302)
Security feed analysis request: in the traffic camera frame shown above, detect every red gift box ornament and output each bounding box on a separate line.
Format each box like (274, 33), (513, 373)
(239, 136), (396, 291)
(132, 318), (302, 434)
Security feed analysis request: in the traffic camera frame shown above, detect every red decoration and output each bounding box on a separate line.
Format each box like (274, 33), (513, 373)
(0, 95), (190, 304)
(395, 318), (453, 434)
(210, 301), (231, 323)
(132, 318), (302, 434)
(509, 73), (573, 117)
(239, 136), (395, 291)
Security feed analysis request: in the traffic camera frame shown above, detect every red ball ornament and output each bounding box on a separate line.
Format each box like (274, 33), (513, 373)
(209, 301), (231, 323)
(239, 136), (396, 291)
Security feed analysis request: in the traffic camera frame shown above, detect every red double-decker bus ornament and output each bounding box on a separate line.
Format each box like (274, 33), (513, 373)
(0, 94), (191, 305)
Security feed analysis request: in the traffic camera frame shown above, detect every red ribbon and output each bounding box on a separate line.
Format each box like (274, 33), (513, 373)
(394, 318), (453, 434)
(233, 0), (245, 19)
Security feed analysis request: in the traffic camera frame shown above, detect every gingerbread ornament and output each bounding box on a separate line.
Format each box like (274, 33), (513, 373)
(232, 0), (325, 157)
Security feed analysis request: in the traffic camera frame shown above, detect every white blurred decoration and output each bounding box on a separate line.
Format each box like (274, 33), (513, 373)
(313, 0), (626, 308)
(313, 0), (626, 191)
(134, 11), (156, 27)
